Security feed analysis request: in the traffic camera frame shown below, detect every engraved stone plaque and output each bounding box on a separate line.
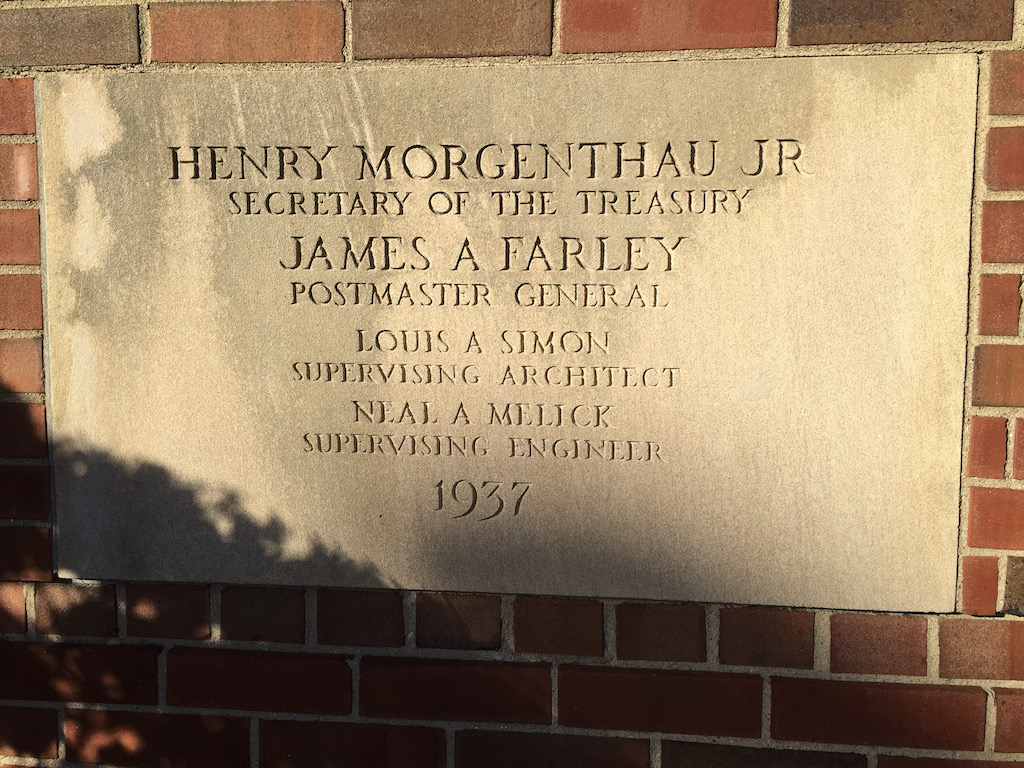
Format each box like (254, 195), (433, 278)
(40, 55), (976, 611)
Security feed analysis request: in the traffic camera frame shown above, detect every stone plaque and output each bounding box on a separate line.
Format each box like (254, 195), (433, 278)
(40, 55), (976, 611)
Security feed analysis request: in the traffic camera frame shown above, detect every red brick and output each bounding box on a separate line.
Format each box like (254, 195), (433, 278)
(318, 588), (404, 647)
(514, 596), (603, 656)
(0, 274), (43, 330)
(0, 642), (158, 704)
(878, 759), (1024, 768)
(993, 52), (1024, 115)
(0, 6), (140, 66)
(980, 274), (1022, 336)
(559, 665), (761, 737)
(790, 0), (1013, 45)
(663, 742), (867, 768)
(0, 526), (51, 581)
(151, 2), (343, 63)
(962, 556), (1000, 616)
(968, 487), (1024, 549)
(458, 730), (648, 768)
(719, 606), (814, 669)
(0, 79), (33, 135)
(354, 0), (552, 59)
(0, 583), (25, 633)
(0, 209), (39, 266)
(940, 618), (1024, 680)
(562, 0), (776, 53)
(616, 602), (706, 662)
(35, 584), (116, 638)
(361, 656), (550, 724)
(996, 688), (1024, 752)
(984, 201), (1024, 263)
(221, 585), (304, 643)
(0, 403), (46, 459)
(772, 677), (986, 749)
(167, 647), (350, 714)
(0, 338), (43, 394)
(967, 416), (1008, 479)
(66, 709), (249, 768)
(989, 127), (1024, 191)
(261, 720), (445, 768)
(0, 144), (36, 200)
(1006, 557), (1024, 615)
(126, 583), (210, 640)
(0, 466), (49, 521)
(416, 592), (501, 651)
(0, 704), (56, 758)
(830, 613), (927, 676)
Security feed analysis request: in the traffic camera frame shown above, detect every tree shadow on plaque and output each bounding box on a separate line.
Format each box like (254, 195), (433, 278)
(0, 382), (674, 768)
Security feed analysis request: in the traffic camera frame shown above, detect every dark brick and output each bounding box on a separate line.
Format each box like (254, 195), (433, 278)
(939, 618), (1024, 680)
(261, 720), (445, 768)
(830, 613), (927, 676)
(663, 741), (867, 768)
(416, 592), (501, 651)
(151, 2), (344, 63)
(879, 759), (1024, 768)
(126, 583), (210, 640)
(0, 642), (158, 704)
(0, 704), (56, 758)
(361, 656), (550, 724)
(772, 677), (986, 749)
(0, 526), (52, 582)
(167, 647), (351, 714)
(318, 588), (404, 647)
(66, 709), (249, 768)
(719, 606), (814, 669)
(0, 466), (50, 521)
(0, 6), (140, 66)
(562, 0), (777, 53)
(354, 0), (552, 59)
(221, 586), (304, 643)
(514, 596), (603, 656)
(616, 602), (706, 662)
(1005, 557), (1024, 615)
(35, 583), (117, 638)
(790, 0), (1012, 45)
(559, 665), (761, 737)
(0, 403), (45, 459)
(457, 730), (648, 768)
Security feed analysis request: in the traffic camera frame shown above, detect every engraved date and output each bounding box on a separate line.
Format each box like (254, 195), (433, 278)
(434, 480), (531, 520)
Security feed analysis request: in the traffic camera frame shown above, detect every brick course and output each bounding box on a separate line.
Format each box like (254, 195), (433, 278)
(979, 274), (1022, 336)
(416, 591), (502, 651)
(0, 210), (40, 266)
(790, 0), (1013, 45)
(830, 613), (927, 676)
(967, 415), (1008, 478)
(151, 2), (344, 63)
(561, 0), (777, 53)
(0, 6), (140, 66)
(771, 678), (987, 750)
(0, 79), (34, 135)
(514, 595), (603, 656)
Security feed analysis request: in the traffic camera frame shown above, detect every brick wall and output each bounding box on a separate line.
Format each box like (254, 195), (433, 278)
(1, 1), (1023, 765)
